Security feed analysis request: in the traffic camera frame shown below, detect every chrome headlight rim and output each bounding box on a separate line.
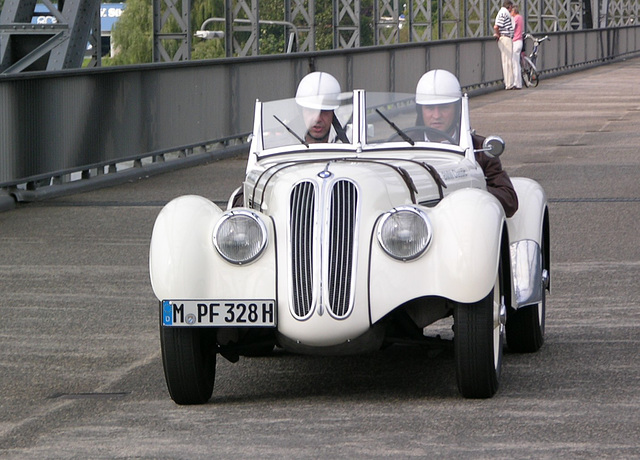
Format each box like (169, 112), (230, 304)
(377, 206), (433, 261)
(212, 210), (268, 265)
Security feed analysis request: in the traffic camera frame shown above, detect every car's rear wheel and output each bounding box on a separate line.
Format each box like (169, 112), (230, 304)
(506, 234), (548, 353)
(454, 270), (506, 399)
(506, 290), (545, 352)
(160, 324), (216, 405)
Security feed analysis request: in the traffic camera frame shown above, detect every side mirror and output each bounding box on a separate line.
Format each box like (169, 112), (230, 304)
(480, 135), (505, 158)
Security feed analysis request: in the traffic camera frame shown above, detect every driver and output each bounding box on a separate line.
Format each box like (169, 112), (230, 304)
(295, 71), (349, 144)
(416, 69), (519, 217)
(231, 72), (347, 207)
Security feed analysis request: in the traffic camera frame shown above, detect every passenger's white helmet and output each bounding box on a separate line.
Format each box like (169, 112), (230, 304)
(295, 72), (342, 110)
(416, 69), (462, 105)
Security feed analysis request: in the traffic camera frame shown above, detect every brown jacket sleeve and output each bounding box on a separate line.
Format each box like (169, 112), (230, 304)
(472, 134), (519, 218)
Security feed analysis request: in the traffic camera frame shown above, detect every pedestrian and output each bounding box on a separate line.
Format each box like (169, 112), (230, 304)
(493, 0), (515, 90)
(511, 5), (524, 89)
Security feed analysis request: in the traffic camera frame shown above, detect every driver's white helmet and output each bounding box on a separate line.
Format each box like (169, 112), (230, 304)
(295, 72), (342, 110)
(416, 69), (462, 105)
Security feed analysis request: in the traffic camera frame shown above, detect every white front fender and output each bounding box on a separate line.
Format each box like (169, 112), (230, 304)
(149, 195), (276, 301)
(369, 188), (506, 323)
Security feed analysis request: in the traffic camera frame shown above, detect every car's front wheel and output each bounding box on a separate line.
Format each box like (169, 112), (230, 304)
(160, 324), (216, 405)
(454, 271), (506, 399)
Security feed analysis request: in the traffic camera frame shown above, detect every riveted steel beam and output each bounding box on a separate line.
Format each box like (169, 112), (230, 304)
(152, 0), (191, 62)
(0, 0), (98, 73)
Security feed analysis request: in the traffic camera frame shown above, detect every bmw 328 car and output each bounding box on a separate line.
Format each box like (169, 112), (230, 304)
(149, 71), (550, 404)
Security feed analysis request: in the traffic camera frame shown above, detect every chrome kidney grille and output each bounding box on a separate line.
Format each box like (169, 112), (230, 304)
(290, 179), (358, 319)
(290, 181), (315, 318)
(328, 180), (357, 317)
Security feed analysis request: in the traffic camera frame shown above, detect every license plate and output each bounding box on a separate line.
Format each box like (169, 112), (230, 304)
(162, 300), (276, 327)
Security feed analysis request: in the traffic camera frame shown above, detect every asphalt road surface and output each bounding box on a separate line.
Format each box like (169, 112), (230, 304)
(1, 58), (639, 459)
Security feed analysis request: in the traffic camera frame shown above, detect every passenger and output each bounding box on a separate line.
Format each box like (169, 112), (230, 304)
(294, 71), (349, 144)
(414, 69), (464, 144)
(416, 69), (519, 217)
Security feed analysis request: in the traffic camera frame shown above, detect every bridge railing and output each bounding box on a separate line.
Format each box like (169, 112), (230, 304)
(1, 26), (639, 204)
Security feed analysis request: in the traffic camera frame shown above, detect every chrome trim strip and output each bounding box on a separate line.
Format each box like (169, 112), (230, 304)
(510, 239), (543, 308)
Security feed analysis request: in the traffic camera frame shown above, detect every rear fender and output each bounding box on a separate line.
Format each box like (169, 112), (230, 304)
(507, 178), (550, 308)
(508, 178), (547, 243)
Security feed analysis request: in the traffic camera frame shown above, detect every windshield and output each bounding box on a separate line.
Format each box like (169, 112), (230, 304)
(261, 95), (354, 150)
(258, 91), (463, 151)
(365, 92), (462, 146)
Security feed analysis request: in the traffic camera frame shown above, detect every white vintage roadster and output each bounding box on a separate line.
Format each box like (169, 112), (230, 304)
(149, 89), (550, 404)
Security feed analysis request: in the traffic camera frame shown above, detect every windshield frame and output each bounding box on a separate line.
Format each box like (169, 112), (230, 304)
(250, 89), (472, 160)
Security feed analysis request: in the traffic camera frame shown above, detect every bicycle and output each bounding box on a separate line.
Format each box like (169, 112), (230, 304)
(521, 34), (549, 88)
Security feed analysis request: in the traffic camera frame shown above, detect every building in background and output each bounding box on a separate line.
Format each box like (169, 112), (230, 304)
(33, 2), (125, 57)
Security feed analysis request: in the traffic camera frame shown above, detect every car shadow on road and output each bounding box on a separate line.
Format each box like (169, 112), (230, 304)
(210, 341), (459, 404)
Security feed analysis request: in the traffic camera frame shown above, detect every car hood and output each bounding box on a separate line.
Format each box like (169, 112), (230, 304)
(245, 156), (477, 213)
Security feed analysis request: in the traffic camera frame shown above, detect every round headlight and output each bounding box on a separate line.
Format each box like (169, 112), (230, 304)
(377, 207), (432, 261)
(213, 210), (268, 264)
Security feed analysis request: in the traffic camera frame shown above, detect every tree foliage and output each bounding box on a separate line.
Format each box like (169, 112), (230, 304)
(191, 0), (225, 58)
(107, 0), (153, 65)
(106, 0), (226, 64)
(106, 0), (376, 65)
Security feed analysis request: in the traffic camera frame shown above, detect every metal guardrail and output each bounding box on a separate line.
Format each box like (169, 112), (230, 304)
(7, 134), (250, 200)
(1, 25), (640, 210)
(0, 132), (250, 211)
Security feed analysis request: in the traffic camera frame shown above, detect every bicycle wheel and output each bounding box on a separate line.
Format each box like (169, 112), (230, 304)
(531, 71), (540, 87)
(521, 56), (533, 88)
(522, 69), (532, 87)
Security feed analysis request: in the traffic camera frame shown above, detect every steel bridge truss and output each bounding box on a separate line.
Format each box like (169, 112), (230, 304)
(0, 0), (99, 73)
(1, 0), (637, 67)
(150, 0), (638, 60)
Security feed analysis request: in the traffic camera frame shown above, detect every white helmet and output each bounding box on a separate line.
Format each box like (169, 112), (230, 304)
(416, 69), (462, 105)
(295, 72), (342, 110)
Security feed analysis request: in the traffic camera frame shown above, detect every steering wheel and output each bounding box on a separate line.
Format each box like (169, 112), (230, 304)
(386, 126), (456, 145)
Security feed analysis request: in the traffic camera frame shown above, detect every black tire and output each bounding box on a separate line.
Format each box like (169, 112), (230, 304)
(454, 273), (506, 399)
(522, 69), (532, 88)
(160, 325), (216, 405)
(506, 293), (545, 353)
(531, 72), (540, 87)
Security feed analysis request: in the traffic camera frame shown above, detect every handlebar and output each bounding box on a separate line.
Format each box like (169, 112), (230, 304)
(524, 33), (550, 44)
